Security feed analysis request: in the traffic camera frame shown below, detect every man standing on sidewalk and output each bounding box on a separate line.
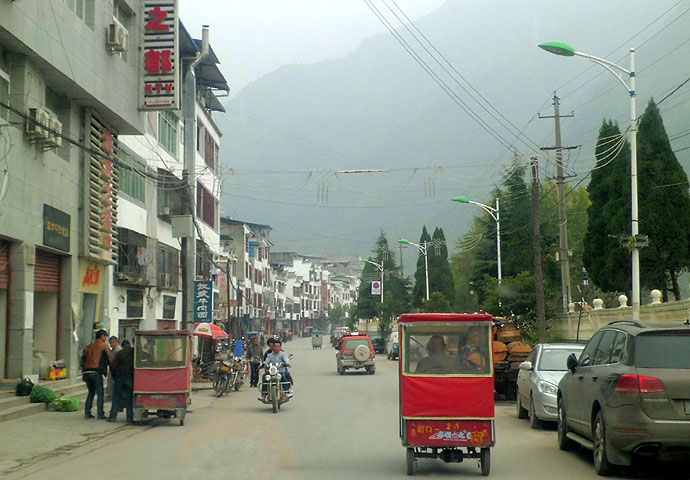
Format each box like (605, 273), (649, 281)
(107, 340), (134, 423)
(82, 329), (113, 419)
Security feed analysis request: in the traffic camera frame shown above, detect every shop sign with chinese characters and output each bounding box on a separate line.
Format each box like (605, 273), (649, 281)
(194, 280), (213, 323)
(141, 0), (179, 110)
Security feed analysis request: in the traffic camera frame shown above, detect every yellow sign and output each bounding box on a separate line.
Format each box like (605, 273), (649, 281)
(79, 261), (104, 294)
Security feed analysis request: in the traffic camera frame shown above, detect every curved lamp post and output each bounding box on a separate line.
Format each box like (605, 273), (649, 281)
(398, 239), (429, 301)
(539, 41), (640, 321)
(452, 196), (501, 284)
(362, 258), (384, 303)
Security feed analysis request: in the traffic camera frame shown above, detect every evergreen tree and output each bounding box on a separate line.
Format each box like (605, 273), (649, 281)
(637, 99), (690, 300)
(357, 232), (410, 318)
(411, 226), (432, 308)
(583, 120), (631, 294)
(429, 227), (454, 305)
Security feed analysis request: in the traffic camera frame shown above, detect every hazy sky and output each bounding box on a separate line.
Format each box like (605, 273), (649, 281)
(179, 0), (446, 94)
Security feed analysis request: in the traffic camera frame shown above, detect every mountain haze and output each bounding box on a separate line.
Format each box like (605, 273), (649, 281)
(217, 0), (690, 271)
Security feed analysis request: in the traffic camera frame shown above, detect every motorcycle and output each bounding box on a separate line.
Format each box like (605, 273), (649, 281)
(229, 356), (246, 391)
(258, 361), (292, 413)
(213, 359), (233, 397)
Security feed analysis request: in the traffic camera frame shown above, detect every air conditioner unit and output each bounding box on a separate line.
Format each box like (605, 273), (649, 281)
(43, 114), (62, 148)
(107, 17), (128, 52)
(116, 272), (130, 282)
(26, 107), (50, 139)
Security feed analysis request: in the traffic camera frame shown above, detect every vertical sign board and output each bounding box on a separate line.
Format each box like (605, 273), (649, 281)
(194, 280), (213, 323)
(141, 0), (179, 110)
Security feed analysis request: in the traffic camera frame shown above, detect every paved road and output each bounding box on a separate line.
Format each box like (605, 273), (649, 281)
(5, 337), (686, 479)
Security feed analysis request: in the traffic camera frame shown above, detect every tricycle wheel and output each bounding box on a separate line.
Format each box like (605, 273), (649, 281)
(480, 448), (490, 476)
(504, 383), (516, 400)
(406, 448), (415, 476)
(178, 410), (185, 426)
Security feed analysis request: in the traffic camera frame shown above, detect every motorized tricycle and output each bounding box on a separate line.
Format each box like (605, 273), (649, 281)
(311, 330), (323, 349)
(399, 313), (494, 476)
(132, 330), (192, 426)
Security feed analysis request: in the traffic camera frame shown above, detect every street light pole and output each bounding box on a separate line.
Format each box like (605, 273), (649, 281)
(362, 259), (384, 303)
(452, 196), (501, 284)
(539, 42), (640, 321)
(398, 239), (429, 300)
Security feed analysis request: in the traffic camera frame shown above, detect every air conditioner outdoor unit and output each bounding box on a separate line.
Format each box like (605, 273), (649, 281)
(26, 107), (50, 139)
(107, 17), (128, 52)
(43, 114), (62, 148)
(116, 272), (130, 282)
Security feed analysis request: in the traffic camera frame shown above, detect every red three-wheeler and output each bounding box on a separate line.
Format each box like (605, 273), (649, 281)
(399, 313), (495, 476)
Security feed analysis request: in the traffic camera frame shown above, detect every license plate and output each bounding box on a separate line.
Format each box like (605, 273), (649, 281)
(221, 365), (230, 372)
(685, 400), (690, 414)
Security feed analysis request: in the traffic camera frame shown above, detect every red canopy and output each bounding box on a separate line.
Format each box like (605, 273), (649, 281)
(193, 322), (228, 339)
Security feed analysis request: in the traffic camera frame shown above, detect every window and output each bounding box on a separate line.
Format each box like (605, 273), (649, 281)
(157, 243), (179, 290)
(195, 240), (212, 279)
(113, 1), (132, 61)
(0, 48), (8, 121)
(635, 333), (690, 369)
(539, 347), (584, 371)
(204, 130), (217, 171)
(196, 183), (217, 228)
(119, 149), (146, 203)
(116, 228), (148, 282)
(578, 331), (603, 367)
(593, 330), (618, 365)
(157, 169), (184, 218)
(609, 332), (627, 364)
(64, 0), (95, 28)
(158, 111), (178, 156)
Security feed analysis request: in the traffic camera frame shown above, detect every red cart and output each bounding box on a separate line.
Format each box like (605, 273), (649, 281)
(132, 330), (193, 426)
(399, 313), (494, 476)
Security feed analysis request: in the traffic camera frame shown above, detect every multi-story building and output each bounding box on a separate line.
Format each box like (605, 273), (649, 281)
(219, 218), (273, 334)
(0, 1), (227, 380)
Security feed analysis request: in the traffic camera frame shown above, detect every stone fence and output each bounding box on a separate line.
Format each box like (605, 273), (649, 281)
(553, 290), (690, 341)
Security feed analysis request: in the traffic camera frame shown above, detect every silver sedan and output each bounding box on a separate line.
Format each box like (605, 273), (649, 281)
(516, 343), (585, 429)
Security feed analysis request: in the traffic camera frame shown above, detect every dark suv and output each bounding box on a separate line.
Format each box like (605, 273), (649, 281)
(368, 333), (385, 354)
(557, 320), (690, 475)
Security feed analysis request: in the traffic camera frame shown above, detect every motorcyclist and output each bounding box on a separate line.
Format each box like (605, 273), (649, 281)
(262, 339), (293, 397)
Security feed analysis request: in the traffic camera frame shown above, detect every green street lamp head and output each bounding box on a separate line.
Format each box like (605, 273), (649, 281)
(398, 238), (410, 244)
(538, 41), (576, 57)
(452, 196), (470, 203)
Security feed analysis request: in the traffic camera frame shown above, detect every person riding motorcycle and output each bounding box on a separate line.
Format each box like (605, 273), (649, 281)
(261, 339), (293, 397)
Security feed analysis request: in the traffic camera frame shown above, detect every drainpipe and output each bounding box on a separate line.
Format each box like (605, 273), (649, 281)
(182, 26), (209, 331)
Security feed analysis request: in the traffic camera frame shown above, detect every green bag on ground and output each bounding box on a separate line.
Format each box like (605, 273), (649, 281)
(49, 396), (80, 412)
(29, 385), (57, 404)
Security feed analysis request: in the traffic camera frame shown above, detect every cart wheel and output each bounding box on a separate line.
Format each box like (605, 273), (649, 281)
(178, 411), (185, 426)
(480, 448), (490, 476)
(406, 448), (415, 476)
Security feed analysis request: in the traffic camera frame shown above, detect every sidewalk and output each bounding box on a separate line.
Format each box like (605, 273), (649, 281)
(0, 385), (216, 478)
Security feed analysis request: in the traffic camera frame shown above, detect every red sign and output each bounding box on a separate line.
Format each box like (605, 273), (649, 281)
(142, 1), (178, 109)
(405, 420), (493, 447)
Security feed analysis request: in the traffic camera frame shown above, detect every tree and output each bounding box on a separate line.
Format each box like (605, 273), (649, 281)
(377, 291), (406, 341)
(583, 120), (631, 294)
(421, 291), (451, 312)
(411, 226), (432, 308)
(429, 227), (455, 305)
(356, 231), (410, 319)
(637, 99), (690, 300)
(328, 303), (345, 327)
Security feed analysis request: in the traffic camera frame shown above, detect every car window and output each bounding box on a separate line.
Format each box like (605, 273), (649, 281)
(538, 347), (584, 371)
(578, 331), (603, 367)
(609, 332), (627, 364)
(635, 332), (690, 368)
(344, 339), (371, 350)
(593, 330), (617, 365)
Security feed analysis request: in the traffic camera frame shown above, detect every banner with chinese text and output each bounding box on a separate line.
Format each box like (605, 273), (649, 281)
(141, 0), (179, 110)
(194, 280), (213, 323)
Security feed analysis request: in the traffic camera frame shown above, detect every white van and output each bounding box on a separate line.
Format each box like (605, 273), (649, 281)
(386, 331), (399, 359)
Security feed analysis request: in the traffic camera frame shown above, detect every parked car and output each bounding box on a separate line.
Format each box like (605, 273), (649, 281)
(557, 320), (690, 476)
(369, 333), (385, 354)
(516, 343), (585, 429)
(336, 332), (376, 374)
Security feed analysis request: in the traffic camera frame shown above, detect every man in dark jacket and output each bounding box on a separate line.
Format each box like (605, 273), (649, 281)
(246, 337), (263, 387)
(107, 340), (134, 423)
(82, 329), (113, 419)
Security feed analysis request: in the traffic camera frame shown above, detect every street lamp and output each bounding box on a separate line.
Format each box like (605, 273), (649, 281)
(398, 239), (430, 301)
(362, 258), (384, 303)
(452, 196), (501, 284)
(539, 41), (640, 321)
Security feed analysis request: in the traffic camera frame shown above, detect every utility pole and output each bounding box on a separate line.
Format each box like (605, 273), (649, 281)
(540, 92), (577, 312)
(531, 157), (546, 343)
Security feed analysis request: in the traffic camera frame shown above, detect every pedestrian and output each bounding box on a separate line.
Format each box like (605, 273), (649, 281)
(246, 337), (262, 387)
(107, 340), (134, 423)
(106, 336), (122, 397)
(82, 329), (113, 419)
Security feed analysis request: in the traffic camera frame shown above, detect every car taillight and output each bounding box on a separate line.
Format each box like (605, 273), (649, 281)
(615, 374), (666, 394)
